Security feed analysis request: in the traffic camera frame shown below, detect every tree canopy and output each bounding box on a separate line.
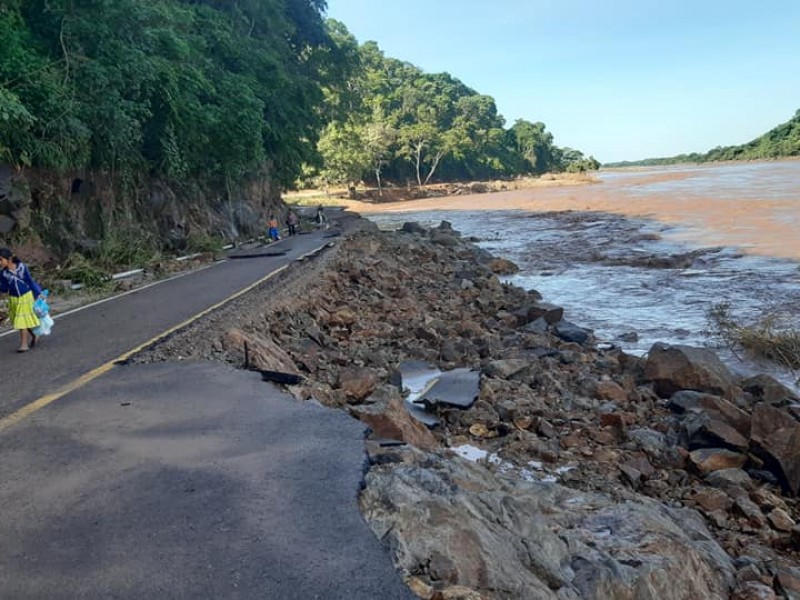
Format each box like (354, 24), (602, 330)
(0, 0), (333, 189)
(308, 21), (597, 190)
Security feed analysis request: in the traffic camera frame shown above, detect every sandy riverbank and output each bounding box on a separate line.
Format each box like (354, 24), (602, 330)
(285, 172), (598, 204)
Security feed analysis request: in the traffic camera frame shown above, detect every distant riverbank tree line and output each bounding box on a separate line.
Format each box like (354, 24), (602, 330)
(0, 2), (596, 200)
(605, 109), (800, 168)
(307, 21), (599, 193)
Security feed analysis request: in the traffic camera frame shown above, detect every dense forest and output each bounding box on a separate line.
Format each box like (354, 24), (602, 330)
(0, 1), (595, 260)
(605, 109), (800, 168)
(0, 0), (332, 189)
(306, 22), (599, 192)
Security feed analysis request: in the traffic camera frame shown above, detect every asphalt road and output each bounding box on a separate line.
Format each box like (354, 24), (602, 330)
(0, 231), (330, 420)
(0, 222), (416, 599)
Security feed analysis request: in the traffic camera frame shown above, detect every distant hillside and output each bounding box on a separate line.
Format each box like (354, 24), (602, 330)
(605, 109), (800, 168)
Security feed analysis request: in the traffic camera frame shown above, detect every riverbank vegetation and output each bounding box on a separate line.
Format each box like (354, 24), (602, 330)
(0, 3), (596, 195)
(0, 0), (331, 189)
(709, 302), (800, 374)
(0, 0), (339, 261)
(606, 109), (800, 167)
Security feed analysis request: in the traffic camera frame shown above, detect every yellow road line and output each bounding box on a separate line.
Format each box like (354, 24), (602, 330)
(0, 263), (290, 433)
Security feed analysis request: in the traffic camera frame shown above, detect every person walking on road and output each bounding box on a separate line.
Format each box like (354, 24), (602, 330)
(0, 248), (42, 352)
(286, 210), (300, 236)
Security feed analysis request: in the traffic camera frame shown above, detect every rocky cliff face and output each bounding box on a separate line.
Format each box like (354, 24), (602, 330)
(0, 164), (285, 263)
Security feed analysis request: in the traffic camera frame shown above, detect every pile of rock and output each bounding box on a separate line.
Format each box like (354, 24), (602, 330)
(150, 217), (800, 598)
(258, 222), (800, 598)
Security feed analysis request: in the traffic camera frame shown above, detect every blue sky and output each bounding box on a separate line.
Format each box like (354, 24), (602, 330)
(323, 1), (800, 163)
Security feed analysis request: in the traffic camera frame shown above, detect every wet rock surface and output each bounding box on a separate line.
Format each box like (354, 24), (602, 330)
(136, 213), (800, 599)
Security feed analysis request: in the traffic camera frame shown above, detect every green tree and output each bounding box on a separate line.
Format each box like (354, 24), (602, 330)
(363, 113), (396, 194)
(317, 121), (370, 196)
(509, 119), (557, 174)
(3, 0), (334, 190)
(606, 109), (800, 166)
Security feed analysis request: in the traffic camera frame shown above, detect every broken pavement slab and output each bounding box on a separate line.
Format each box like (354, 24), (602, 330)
(417, 367), (480, 410)
(227, 248), (289, 259)
(397, 360), (442, 428)
(396, 361), (480, 425)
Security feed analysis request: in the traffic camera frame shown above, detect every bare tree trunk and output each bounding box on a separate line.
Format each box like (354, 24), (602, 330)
(375, 166), (383, 196)
(414, 143), (423, 187)
(59, 15), (72, 86)
(423, 151), (444, 185)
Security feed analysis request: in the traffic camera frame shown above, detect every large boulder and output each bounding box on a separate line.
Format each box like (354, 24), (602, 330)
(670, 391), (751, 450)
(527, 302), (564, 325)
(401, 221), (427, 235)
(668, 391), (750, 438)
(222, 328), (301, 376)
(689, 448), (748, 475)
(750, 402), (800, 495)
(740, 374), (799, 407)
(484, 257), (519, 275)
(350, 389), (439, 451)
(553, 320), (592, 344)
(644, 343), (735, 398)
(682, 411), (749, 450)
(338, 366), (380, 402)
(361, 449), (735, 599)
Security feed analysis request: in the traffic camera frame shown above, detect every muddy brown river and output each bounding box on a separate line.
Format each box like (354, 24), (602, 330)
(348, 161), (800, 391)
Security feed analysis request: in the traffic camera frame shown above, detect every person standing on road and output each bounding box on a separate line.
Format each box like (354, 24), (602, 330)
(267, 215), (281, 242)
(286, 210), (300, 236)
(315, 205), (328, 230)
(0, 248), (42, 352)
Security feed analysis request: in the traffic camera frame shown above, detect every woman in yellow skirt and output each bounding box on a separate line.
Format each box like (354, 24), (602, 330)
(0, 248), (42, 352)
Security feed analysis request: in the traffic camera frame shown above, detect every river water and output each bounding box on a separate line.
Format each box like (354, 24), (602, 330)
(354, 161), (800, 392)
